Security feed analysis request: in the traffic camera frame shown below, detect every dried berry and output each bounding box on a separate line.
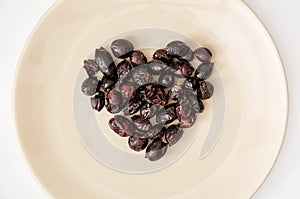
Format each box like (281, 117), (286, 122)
(140, 104), (160, 120)
(195, 62), (214, 80)
(156, 103), (178, 124)
(105, 90), (123, 113)
(147, 85), (169, 106)
(108, 115), (133, 137)
(95, 47), (116, 76)
(166, 40), (191, 58)
(130, 51), (147, 67)
(128, 136), (148, 151)
(90, 91), (105, 112)
(181, 91), (203, 113)
(145, 140), (168, 161)
(110, 39), (134, 58)
(131, 115), (152, 132)
(168, 84), (182, 101)
(158, 72), (175, 88)
(81, 77), (99, 96)
(83, 59), (100, 77)
(153, 49), (172, 63)
(194, 47), (212, 62)
(116, 60), (132, 81)
(147, 60), (169, 75)
(147, 124), (166, 140)
(179, 49), (194, 62)
(132, 66), (153, 86)
(165, 124), (184, 146)
(197, 81), (214, 100)
(171, 60), (194, 78)
(119, 82), (136, 100)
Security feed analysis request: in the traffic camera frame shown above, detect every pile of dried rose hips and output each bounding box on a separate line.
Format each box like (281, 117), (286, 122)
(81, 39), (214, 161)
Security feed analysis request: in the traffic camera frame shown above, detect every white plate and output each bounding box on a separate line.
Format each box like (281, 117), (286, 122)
(14, 0), (288, 198)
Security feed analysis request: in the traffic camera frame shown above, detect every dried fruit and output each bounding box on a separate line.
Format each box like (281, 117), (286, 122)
(128, 136), (148, 151)
(165, 124), (184, 146)
(81, 77), (99, 96)
(108, 115), (133, 137)
(83, 59), (100, 77)
(195, 62), (214, 80)
(197, 81), (214, 100)
(90, 91), (105, 112)
(110, 39), (134, 58)
(95, 47), (116, 76)
(194, 47), (212, 62)
(145, 140), (168, 161)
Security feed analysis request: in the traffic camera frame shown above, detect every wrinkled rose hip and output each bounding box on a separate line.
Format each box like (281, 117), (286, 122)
(95, 47), (116, 76)
(128, 136), (148, 151)
(153, 49), (172, 63)
(197, 81), (214, 100)
(110, 39), (134, 59)
(105, 90), (123, 114)
(83, 59), (100, 77)
(81, 77), (99, 96)
(165, 124), (184, 147)
(108, 115), (133, 137)
(116, 60), (132, 81)
(131, 115), (152, 132)
(194, 47), (212, 62)
(130, 51), (147, 67)
(145, 140), (168, 161)
(90, 91), (105, 112)
(195, 62), (214, 81)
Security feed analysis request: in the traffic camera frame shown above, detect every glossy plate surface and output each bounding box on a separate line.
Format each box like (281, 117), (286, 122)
(14, 0), (288, 198)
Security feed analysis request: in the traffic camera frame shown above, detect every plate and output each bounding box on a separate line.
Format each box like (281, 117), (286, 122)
(13, 0), (288, 198)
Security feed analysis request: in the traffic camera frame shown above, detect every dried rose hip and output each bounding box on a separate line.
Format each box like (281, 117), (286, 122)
(179, 49), (194, 62)
(194, 47), (212, 62)
(147, 85), (169, 106)
(156, 103), (177, 124)
(83, 59), (100, 77)
(166, 40), (191, 58)
(132, 66), (153, 86)
(197, 81), (214, 100)
(130, 51), (147, 67)
(116, 60), (132, 81)
(147, 124), (166, 140)
(119, 82), (136, 100)
(165, 124), (184, 146)
(145, 140), (168, 161)
(95, 47), (116, 76)
(171, 60), (194, 78)
(108, 115), (133, 137)
(182, 91), (204, 113)
(147, 60), (169, 75)
(90, 91), (105, 112)
(195, 62), (214, 81)
(128, 136), (148, 151)
(110, 39), (134, 58)
(81, 77), (99, 96)
(153, 49), (172, 63)
(105, 90), (123, 113)
(131, 115), (152, 132)
(158, 72), (175, 88)
(140, 104), (160, 120)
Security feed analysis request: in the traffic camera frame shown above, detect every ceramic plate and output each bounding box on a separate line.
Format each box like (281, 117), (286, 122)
(14, 0), (288, 198)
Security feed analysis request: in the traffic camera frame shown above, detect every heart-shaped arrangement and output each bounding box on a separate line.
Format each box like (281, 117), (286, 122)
(81, 39), (214, 161)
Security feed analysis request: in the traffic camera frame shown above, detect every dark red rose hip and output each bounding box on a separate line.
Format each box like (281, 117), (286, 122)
(156, 103), (178, 124)
(100, 76), (117, 92)
(95, 47), (116, 76)
(116, 60), (132, 81)
(140, 104), (160, 120)
(183, 77), (199, 91)
(166, 40), (191, 58)
(194, 47), (212, 62)
(128, 136), (148, 152)
(153, 49), (172, 63)
(171, 60), (194, 78)
(158, 72), (175, 88)
(145, 140), (168, 161)
(168, 84), (182, 100)
(122, 97), (144, 116)
(83, 59), (100, 77)
(119, 82), (136, 100)
(179, 49), (194, 62)
(130, 51), (147, 67)
(195, 62), (214, 81)
(197, 81), (214, 100)
(81, 77), (99, 96)
(179, 112), (197, 128)
(131, 66), (153, 86)
(110, 39), (134, 59)
(108, 115), (133, 137)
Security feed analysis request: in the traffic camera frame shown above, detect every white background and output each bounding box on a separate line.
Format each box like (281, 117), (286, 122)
(0, 0), (299, 198)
